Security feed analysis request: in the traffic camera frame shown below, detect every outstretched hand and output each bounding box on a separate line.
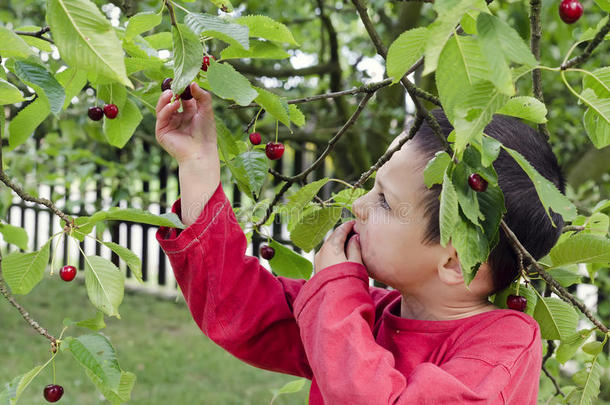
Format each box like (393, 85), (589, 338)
(155, 83), (217, 165)
(313, 220), (363, 275)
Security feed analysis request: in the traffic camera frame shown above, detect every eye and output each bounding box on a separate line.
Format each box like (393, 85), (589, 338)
(378, 193), (390, 210)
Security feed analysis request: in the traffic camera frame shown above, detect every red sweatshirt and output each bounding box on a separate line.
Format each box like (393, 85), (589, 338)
(156, 182), (542, 404)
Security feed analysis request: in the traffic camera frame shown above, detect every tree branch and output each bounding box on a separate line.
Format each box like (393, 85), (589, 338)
(529, 0), (551, 141)
(14, 26), (54, 44)
(561, 16), (610, 70)
(227, 61), (340, 78)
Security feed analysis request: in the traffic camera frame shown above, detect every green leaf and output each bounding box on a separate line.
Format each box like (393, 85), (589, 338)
(452, 160), (482, 228)
(439, 169), (459, 247)
(170, 23), (203, 95)
(451, 212), (488, 285)
(267, 239), (313, 279)
(548, 266), (582, 287)
(103, 97), (143, 148)
(0, 79), (25, 105)
(0, 223), (28, 250)
(436, 35), (491, 123)
(55, 67), (87, 109)
(424, 153), (451, 188)
(144, 32), (172, 50)
(556, 329), (593, 364)
(102, 241), (142, 283)
(63, 311), (106, 331)
(533, 297), (579, 340)
(207, 61), (258, 106)
(497, 96), (548, 123)
(8, 97), (50, 149)
(0, 26), (36, 59)
(290, 207), (343, 252)
(579, 88), (610, 127)
(233, 151), (268, 198)
(477, 134), (502, 167)
(185, 13), (249, 49)
(85, 369), (136, 405)
(289, 104), (305, 127)
(581, 341), (604, 356)
(62, 334), (122, 392)
(2, 239), (51, 295)
(594, 0), (610, 12)
(220, 39), (289, 60)
(502, 145), (577, 223)
(269, 378), (308, 403)
(423, 0), (487, 75)
(568, 356), (603, 405)
(0, 365), (45, 405)
(582, 67), (610, 98)
(386, 27), (428, 84)
(254, 87), (290, 127)
(493, 283), (538, 314)
(215, 116), (240, 161)
(14, 61), (65, 117)
(125, 10), (162, 41)
(283, 178), (330, 229)
(476, 14), (514, 95)
(549, 234), (610, 267)
(583, 106), (610, 149)
(84, 255), (125, 318)
(235, 15), (299, 46)
(46, 0), (132, 87)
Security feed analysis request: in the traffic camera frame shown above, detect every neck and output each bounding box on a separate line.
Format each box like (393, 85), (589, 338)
(400, 289), (497, 321)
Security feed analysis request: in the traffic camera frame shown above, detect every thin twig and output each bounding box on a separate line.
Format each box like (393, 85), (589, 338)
(164, 0), (178, 26)
(14, 26), (54, 44)
(529, 0), (551, 141)
(561, 16), (610, 70)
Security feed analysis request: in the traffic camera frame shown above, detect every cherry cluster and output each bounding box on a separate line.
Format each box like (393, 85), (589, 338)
(87, 104), (118, 121)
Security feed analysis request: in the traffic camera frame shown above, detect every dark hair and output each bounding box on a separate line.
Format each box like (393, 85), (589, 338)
(411, 109), (566, 294)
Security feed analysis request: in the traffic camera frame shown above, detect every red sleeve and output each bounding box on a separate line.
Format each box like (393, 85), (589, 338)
(156, 182), (312, 378)
(293, 263), (541, 404)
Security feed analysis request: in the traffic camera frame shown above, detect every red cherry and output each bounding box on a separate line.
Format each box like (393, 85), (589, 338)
(201, 56), (211, 71)
(249, 132), (262, 145)
(506, 294), (527, 312)
(468, 173), (488, 192)
(180, 85), (193, 100)
(87, 106), (103, 121)
(60, 265), (77, 282)
(260, 245), (275, 260)
(43, 384), (64, 402)
(559, 0), (583, 24)
(265, 142), (285, 160)
(103, 104), (119, 119)
(161, 78), (173, 92)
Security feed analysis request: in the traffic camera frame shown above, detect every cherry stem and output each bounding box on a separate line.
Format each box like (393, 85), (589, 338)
(275, 120), (278, 143)
(253, 107), (263, 133)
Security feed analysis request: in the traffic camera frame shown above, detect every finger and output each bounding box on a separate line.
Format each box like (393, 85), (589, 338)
(155, 97), (181, 128)
(155, 90), (174, 115)
(191, 83), (213, 114)
(346, 234), (363, 264)
(330, 220), (356, 243)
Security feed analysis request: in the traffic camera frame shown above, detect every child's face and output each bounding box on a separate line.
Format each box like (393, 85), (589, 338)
(352, 135), (444, 291)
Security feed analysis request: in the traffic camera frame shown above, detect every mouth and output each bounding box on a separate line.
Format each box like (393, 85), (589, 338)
(344, 228), (359, 251)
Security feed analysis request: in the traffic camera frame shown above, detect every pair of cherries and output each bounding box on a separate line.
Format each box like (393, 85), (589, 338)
(87, 104), (118, 121)
(248, 132), (285, 160)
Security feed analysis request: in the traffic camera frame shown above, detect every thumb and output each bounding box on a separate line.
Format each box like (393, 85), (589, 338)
(346, 234), (363, 265)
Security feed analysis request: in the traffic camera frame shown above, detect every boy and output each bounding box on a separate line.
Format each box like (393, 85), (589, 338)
(155, 83), (565, 404)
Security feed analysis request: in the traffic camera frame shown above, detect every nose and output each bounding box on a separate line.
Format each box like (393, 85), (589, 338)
(352, 194), (368, 221)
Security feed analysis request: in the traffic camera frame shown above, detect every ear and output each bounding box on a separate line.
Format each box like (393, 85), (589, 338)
(436, 246), (464, 286)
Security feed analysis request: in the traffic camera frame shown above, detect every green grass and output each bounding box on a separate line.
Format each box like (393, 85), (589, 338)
(0, 274), (310, 405)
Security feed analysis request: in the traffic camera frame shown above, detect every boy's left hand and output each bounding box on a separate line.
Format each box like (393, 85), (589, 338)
(313, 220), (363, 275)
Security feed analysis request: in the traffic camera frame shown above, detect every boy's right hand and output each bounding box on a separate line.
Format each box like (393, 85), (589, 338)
(155, 82), (217, 165)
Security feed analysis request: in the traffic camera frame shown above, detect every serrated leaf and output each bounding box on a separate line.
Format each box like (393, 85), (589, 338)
(533, 296), (579, 340)
(46, 0), (132, 87)
(497, 96), (547, 123)
(235, 15), (298, 46)
(254, 87), (290, 127)
(85, 369), (136, 405)
(63, 311), (106, 331)
(144, 32), (172, 50)
(289, 104), (305, 127)
(290, 207), (342, 252)
(0, 26), (36, 59)
(451, 212), (488, 285)
(185, 13), (249, 49)
(493, 283), (538, 314)
(452, 160), (482, 228)
(55, 67), (87, 109)
(0, 79), (25, 105)
(103, 97), (143, 148)
(14, 61), (65, 117)
(102, 241), (142, 283)
(0, 365), (45, 405)
(582, 67), (610, 98)
(568, 356), (602, 405)
(170, 23), (203, 95)
(594, 0), (610, 12)
(502, 145), (577, 223)
(386, 27), (428, 84)
(282, 178), (330, 228)
(583, 107), (610, 149)
(207, 61), (257, 106)
(84, 255), (125, 318)
(476, 14), (514, 96)
(439, 169), (458, 247)
(332, 187), (367, 207)
(477, 134), (501, 167)
(267, 239), (312, 279)
(7, 97), (50, 150)
(215, 116), (240, 161)
(548, 266), (582, 287)
(550, 234), (610, 267)
(125, 10), (162, 41)
(423, 152), (451, 188)
(2, 239), (51, 295)
(0, 223), (28, 251)
(233, 151), (268, 198)
(556, 329), (593, 364)
(582, 341), (604, 356)
(62, 334), (122, 392)
(220, 39), (289, 60)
